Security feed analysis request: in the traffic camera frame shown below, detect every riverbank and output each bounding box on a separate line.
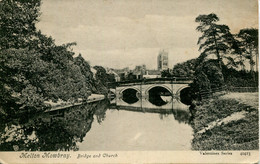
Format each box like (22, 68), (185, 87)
(44, 94), (105, 112)
(191, 92), (259, 150)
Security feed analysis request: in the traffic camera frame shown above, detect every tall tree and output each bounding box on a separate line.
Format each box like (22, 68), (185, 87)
(229, 34), (247, 70)
(195, 13), (234, 69)
(237, 28), (258, 73)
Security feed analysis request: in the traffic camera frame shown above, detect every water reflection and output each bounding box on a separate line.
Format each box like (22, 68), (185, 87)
(79, 99), (193, 150)
(110, 99), (191, 125)
(0, 100), (109, 151)
(0, 97), (193, 151)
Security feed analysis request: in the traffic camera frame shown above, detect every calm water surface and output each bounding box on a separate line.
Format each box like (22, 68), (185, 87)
(79, 109), (192, 150)
(0, 99), (193, 151)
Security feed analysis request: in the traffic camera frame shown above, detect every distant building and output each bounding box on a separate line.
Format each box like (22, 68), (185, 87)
(105, 68), (121, 82)
(113, 67), (130, 81)
(133, 65), (146, 79)
(157, 50), (169, 71)
(143, 70), (161, 79)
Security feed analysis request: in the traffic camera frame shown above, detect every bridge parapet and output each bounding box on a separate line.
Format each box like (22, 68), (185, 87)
(110, 77), (193, 88)
(118, 80), (192, 87)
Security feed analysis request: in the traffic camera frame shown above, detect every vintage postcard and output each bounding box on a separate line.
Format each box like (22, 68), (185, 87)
(0, 0), (259, 163)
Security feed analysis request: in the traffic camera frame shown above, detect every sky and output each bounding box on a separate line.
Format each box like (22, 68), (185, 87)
(36, 0), (258, 69)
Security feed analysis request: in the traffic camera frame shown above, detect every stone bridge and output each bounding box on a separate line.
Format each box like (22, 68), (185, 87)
(110, 78), (193, 110)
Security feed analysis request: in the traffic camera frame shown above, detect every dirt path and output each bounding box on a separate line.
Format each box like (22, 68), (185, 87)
(197, 110), (247, 134)
(197, 92), (258, 134)
(220, 92), (258, 109)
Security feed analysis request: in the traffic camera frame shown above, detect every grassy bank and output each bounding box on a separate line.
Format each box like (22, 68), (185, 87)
(191, 93), (259, 150)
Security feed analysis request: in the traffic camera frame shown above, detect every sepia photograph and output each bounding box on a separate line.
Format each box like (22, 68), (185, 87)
(0, 0), (259, 163)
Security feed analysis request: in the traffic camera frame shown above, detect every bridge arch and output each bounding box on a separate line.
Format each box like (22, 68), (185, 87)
(119, 87), (141, 96)
(114, 79), (193, 107)
(175, 85), (189, 95)
(145, 85), (173, 106)
(145, 84), (173, 96)
(118, 87), (141, 104)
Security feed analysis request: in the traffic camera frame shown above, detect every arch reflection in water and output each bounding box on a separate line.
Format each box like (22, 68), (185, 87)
(148, 86), (172, 106)
(179, 87), (193, 105)
(79, 100), (193, 151)
(111, 98), (191, 124)
(0, 100), (109, 151)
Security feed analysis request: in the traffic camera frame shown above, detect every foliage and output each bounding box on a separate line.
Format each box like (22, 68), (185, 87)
(161, 69), (172, 78)
(222, 66), (258, 87)
(190, 60), (224, 99)
(0, 0), (41, 50)
(190, 71), (211, 94)
(172, 59), (197, 78)
(227, 35), (247, 69)
(237, 28), (258, 72)
(173, 13), (258, 97)
(0, 0), (100, 118)
(0, 49), (48, 116)
(93, 66), (115, 94)
(173, 59), (257, 101)
(0, 47), (92, 117)
(126, 72), (135, 80)
(200, 61), (224, 89)
(74, 54), (95, 93)
(195, 13), (234, 68)
(191, 59), (258, 97)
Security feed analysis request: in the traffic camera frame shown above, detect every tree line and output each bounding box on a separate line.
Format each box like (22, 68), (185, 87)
(0, 0), (114, 119)
(195, 13), (258, 72)
(162, 13), (258, 96)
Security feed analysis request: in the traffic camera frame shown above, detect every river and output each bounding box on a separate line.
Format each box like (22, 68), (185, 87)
(0, 99), (193, 151)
